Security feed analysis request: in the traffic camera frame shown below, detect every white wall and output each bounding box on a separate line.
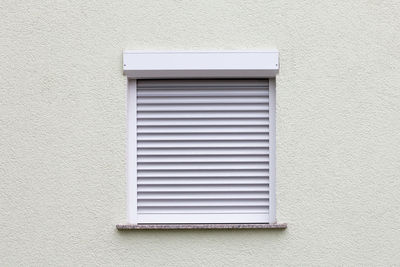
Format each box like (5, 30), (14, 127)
(1, 1), (399, 265)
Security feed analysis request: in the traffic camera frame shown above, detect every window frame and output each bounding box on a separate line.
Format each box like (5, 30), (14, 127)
(124, 51), (279, 226)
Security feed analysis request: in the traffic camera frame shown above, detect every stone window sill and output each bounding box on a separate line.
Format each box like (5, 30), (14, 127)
(116, 223), (287, 230)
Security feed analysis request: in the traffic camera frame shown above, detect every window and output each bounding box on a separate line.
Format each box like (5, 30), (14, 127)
(121, 51), (284, 228)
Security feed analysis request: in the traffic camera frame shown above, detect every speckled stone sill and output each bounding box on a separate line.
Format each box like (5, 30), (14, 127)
(116, 223), (287, 230)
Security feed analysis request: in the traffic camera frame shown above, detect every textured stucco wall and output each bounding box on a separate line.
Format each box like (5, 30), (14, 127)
(1, 0), (400, 265)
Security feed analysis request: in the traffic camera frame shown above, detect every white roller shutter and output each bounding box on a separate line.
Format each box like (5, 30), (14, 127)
(132, 79), (274, 224)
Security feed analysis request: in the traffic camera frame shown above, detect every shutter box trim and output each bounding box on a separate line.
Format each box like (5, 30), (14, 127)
(123, 51), (279, 79)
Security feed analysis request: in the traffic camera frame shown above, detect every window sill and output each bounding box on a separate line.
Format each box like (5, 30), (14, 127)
(116, 223), (287, 230)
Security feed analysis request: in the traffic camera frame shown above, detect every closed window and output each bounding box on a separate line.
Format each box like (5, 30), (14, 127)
(121, 51), (282, 228)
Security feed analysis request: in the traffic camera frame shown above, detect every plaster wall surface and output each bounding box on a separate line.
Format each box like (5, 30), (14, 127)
(1, 1), (399, 265)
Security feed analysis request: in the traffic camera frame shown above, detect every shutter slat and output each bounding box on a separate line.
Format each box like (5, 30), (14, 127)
(137, 88), (269, 96)
(137, 96), (268, 104)
(137, 147), (269, 155)
(138, 140), (269, 148)
(137, 177), (268, 184)
(138, 169), (269, 178)
(137, 133), (268, 141)
(135, 79), (271, 223)
(137, 111), (269, 119)
(138, 199), (269, 207)
(137, 162), (269, 170)
(137, 103), (269, 111)
(138, 184), (269, 192)
(139, 206), (269, 214)
(138, 126), (269, 133)
(137, 79), (269, 87)
(137, 118), (269, 126)
(137, 155), (268, 162)
(138, 191), (269, 199)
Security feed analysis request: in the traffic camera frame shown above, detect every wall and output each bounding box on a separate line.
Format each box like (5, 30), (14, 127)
(1, 0), (399, 265)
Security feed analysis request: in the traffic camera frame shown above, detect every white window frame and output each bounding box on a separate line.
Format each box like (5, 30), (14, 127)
(124, 51), (279, 225)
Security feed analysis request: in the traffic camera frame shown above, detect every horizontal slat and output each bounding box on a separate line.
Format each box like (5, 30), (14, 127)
(138, 169), (269, 177)
(137, 177), (268, 185)
(138, 198), (269, 207)
(137, 96), (268, 104)
(137, 213), (269, 223)
(137, 121), (269, 128)
(137, 155), (269, 162)
(137, 103), (269, 111)
(138, 184), (269, 192)
(138, 140), (268, 148)
(138, 199), (269, 207)
(138, 191), (269, 199)
(137, 79), (269, 88)
(138, 206), (268, 214)
(137, 133), (269, 141)
(137, 162), (269, 170)
(137, 147), (269, 155)
(137, 118), (269, 126)
(137, 110), (268, 119)
(138, 125), (269, 133)
(137, 88), (268, 97)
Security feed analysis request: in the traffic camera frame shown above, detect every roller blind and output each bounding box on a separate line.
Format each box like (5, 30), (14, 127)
(134, 79), (273, 223)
